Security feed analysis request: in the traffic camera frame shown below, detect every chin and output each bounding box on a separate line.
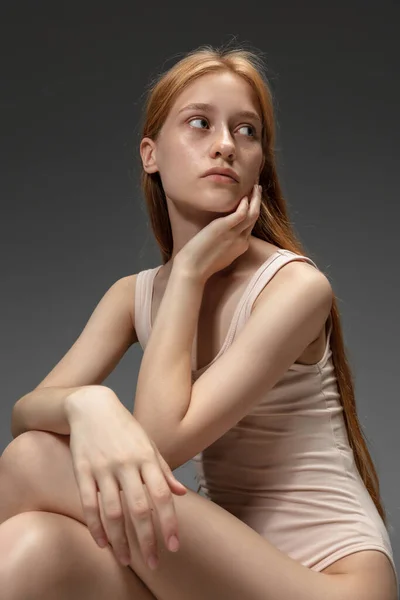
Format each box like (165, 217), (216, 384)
(201, 184), (241, 200)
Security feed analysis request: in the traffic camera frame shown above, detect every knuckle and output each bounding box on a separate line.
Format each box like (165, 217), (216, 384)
(82, 500), (98, 514)
(75, 458), (92, 474)
(111, 454), (131, 469)
(140, 448), (157, 465)
(104, 504), (123, 520)
(93, 459), (110, 475)
(153, 485), (172, 503)
(143, 536), (158, 555)
(131, 499), (151, 519)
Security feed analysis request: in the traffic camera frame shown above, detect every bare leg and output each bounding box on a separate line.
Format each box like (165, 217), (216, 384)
(1, 432), (396, 600)
(0, 431), (88, 527)
(0, 433), (157, 599)
(0, 510), (157, 600)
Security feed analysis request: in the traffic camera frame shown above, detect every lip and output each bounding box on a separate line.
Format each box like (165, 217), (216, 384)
(202, 167), (239, 182)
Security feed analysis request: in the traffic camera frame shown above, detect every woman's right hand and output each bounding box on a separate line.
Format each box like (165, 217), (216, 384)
(65, 386), (188, 570)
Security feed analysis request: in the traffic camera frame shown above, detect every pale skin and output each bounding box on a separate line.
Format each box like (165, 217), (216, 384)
(0, 71), (397, 599)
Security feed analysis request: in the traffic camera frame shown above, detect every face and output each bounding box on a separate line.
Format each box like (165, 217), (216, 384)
(140, 71), (264, 216)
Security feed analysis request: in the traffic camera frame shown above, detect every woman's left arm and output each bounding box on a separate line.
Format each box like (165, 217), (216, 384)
(133, 264), (204, 456)
(133, 260), (332, 473)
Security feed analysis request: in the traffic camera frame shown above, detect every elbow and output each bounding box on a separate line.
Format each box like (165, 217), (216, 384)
(10, 412), (22, 439)
(10, 395), (29, 439)
(10, 406), (21, 439)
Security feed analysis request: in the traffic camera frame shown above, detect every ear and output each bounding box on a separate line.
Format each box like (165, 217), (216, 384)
(140, 137), (159, 174)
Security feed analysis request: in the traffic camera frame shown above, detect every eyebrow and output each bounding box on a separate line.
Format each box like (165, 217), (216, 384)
(177, 102), (262, 125)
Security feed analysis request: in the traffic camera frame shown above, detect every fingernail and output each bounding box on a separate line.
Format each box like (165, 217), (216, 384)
(168, 535), (180, 552)
(148, 554), (159, 570)
(120, 554), (131, 566)
(258, 185), (262, 193)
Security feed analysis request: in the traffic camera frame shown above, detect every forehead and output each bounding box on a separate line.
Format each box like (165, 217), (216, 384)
(168, 71), (260, 117)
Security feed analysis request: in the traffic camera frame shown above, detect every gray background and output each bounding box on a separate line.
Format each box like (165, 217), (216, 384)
(1, 0), (399, 582)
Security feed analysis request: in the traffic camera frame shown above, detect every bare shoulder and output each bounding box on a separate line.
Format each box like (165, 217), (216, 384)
(253, 258), (332, 312)
(93, 272), (140, 345)
(279, 260), (331, 293)
(243, 259), (332, 367)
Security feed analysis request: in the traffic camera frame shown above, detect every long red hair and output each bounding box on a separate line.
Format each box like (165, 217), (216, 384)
(138, 43), (387, 525)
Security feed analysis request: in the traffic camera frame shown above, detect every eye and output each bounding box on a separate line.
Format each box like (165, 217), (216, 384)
(238, 125), (256, 137)
(188, 117), (209, 129)
(188, 117), (257, 138)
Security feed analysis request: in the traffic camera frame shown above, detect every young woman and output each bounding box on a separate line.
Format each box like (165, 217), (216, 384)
(1, 45), (397, 600)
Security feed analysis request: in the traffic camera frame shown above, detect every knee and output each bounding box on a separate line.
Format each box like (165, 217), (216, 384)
(0, 511), (70, 598)
(1, 431), (68, 483)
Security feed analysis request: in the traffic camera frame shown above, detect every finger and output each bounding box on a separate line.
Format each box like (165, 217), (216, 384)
(142, 459), (181, 556)
(247, 182), (258, 203)
(222, 196), (248, 228)
(247, 183), (261, 213)
(74, 465), (109, 550)
(97, 473), (131, 566)
(120, 465), (160, 569)
(153, 443), (187, 495)
(234, 185), (261, 234)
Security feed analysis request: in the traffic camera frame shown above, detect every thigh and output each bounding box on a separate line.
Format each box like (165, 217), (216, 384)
(2, 432), (395, 600)
(0, 510), (156, 600)
(120, 488), (361, 600)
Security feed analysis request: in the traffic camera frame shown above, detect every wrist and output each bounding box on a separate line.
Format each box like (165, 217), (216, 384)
(65, 385), (115, 422)
(172, 255), (208, 287)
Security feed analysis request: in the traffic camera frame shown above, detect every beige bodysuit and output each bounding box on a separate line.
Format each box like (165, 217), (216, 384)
(134, 248), (397, 586)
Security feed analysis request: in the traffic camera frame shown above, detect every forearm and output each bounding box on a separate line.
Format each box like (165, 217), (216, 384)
(11, 385), (112, 438)
(133, 263), (205, 433)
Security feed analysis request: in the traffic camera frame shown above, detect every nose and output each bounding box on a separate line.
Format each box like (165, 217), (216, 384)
(210, 127), (236, 161)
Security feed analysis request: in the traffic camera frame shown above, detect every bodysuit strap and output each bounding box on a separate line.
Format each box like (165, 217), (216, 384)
(235, 249), (319, 336)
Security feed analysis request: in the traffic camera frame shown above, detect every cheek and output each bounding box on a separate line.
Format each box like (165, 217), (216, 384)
(157, 162), (190, 201)
(158, 137), (199, 186)
(174, 132), (201, 161)
(240, 148), (263, 186)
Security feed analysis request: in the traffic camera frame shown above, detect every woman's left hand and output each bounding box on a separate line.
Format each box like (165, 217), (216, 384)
(175, 184), (262, 283)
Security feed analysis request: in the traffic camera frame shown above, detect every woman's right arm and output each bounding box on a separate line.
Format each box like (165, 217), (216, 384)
(11, 274), (139, 438)
(11, 385), (115, 438)
(10, 272), (187, 569)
